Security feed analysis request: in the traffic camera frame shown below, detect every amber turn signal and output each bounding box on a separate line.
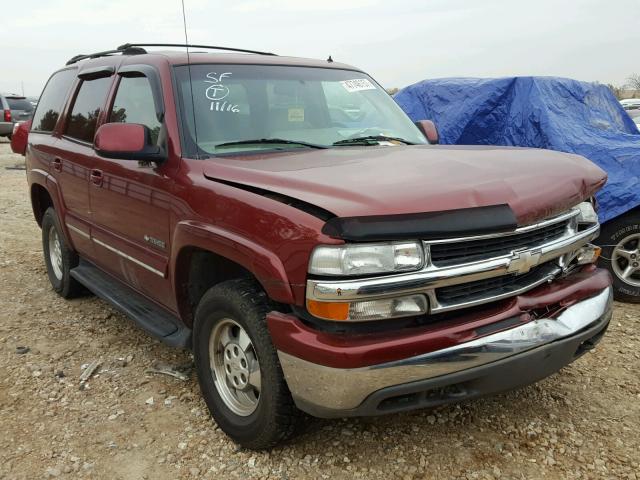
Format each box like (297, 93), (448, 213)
(306, 300), (350, 321)
(576, 244), (601, 265)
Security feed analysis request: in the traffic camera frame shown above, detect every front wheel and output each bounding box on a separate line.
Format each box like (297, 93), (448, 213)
(597, 210), (640, 303)
(193, 279), (303, 449)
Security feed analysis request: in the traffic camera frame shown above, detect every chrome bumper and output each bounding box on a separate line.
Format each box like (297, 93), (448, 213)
(279, 287), (612, 415)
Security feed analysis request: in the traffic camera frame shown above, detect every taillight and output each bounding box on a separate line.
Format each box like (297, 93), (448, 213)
(3, 109), (10, 122)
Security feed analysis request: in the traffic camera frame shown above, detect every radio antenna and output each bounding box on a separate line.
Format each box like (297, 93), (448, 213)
(181, 0), (199, 158)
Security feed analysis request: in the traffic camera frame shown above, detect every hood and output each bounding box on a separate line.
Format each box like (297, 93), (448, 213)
(203, 145), (606, 226)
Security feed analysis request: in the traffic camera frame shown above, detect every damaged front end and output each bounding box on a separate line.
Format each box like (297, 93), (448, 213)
(305, 202), (601, 322)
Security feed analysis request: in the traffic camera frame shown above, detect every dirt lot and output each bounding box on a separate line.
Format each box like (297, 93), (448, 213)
(0, 138), (638, 480)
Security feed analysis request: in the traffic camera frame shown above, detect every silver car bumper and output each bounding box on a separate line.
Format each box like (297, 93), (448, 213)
(278, 287), (612, 417)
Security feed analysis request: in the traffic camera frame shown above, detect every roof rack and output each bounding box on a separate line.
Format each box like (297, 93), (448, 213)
(66, 46), (147, 65)
(117, 43), (277, 56)
(66, 43), (277, 66)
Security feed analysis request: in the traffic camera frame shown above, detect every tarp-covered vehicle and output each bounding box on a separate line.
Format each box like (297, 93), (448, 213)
(395, 76), (640, 302)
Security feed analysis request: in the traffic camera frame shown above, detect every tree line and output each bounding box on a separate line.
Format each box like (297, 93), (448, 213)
(607, 74), (640, 100)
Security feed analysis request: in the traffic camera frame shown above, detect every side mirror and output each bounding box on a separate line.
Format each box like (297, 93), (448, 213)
(94, 123), (165, 162)
(10, 120), (31, 156)
(415, 120), (439, 145)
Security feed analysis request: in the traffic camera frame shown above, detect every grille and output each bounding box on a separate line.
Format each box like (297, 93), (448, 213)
(429, 221), (569, 267)
(436, 262), (559, 306)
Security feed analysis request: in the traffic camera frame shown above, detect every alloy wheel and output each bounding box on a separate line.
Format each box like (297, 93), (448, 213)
(209, 318), (261, 416)
(611, 233), (640, 287)
(48, 226), (63, 280)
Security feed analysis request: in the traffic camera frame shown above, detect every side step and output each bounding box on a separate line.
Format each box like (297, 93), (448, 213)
(70, 259), (191, 348)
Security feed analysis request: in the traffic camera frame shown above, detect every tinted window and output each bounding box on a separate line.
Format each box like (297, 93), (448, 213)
(110, 76), (161, 143)
(7, 98), (34, 111)
(31, 69), (76, 132)
(65, 76), (112, 143)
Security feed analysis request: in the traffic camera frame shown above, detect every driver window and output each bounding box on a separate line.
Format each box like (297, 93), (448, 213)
(110, 76), (161, 144)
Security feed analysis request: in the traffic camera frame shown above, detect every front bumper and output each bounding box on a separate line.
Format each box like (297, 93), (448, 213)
(271, 278), (612, 417)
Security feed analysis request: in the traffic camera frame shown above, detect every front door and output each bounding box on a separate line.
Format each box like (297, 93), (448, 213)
(88, 72), (176, 310)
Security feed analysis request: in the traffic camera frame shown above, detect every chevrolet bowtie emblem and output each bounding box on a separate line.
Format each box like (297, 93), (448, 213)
(507, 249), (542, 274)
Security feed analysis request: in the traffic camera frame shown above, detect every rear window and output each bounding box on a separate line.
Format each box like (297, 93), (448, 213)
(7, 98), (33, 111)
(31, 69), (77, 133)
(65, 76), (112, 143)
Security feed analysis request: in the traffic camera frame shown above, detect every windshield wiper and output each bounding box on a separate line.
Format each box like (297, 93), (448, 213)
(333, 135), (415, 146)
(215, 138), (328, 150)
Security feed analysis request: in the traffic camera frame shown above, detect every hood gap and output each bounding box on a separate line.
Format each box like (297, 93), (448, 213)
(206, 175), (336, 222)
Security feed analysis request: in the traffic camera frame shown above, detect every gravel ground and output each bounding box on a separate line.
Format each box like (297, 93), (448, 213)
(0, 138), (639, 480)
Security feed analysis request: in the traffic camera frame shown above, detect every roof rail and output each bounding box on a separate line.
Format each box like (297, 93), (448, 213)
(65, 42), (276, 67)
(117, 43), (277, 56)
(66, 46), (147, 66)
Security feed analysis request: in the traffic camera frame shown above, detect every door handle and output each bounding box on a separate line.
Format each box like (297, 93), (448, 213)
(52, 158), (62, 173)
(90, 169), (103, 187)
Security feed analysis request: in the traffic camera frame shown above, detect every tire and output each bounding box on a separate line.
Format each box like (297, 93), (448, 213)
(41, 207), (82, 298)
(597, 210), (640, 303)
(193, 279), (303, 449)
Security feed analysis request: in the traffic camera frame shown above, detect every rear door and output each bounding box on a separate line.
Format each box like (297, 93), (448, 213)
(51, 70), (114, 253)
(27, 68), (84, 244)
(88, 67), (176, 309)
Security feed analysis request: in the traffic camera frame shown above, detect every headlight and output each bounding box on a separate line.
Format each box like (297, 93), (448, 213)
(308, 241), (425, 276)
(576, 201), (598, 224)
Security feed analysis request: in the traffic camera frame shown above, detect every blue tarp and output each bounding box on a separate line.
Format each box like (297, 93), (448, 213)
(395, 77), (640, 223)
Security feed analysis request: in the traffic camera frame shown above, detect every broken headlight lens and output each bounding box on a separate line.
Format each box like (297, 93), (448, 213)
(576, 201), (598, 225)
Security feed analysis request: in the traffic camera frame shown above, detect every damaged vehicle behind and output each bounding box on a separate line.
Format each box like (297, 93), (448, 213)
(20, 44), (612, 449)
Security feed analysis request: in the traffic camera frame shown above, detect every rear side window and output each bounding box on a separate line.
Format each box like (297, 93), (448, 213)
(110, 76), (161, 143)
(7, 98), (33, 111)
(65, 76), (112, 143)
(31, 69), (76, 132)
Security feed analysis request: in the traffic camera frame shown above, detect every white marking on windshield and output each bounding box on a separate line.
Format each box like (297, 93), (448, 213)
(204, 72), (239, 113)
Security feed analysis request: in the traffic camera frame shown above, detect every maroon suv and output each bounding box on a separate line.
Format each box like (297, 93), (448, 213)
(15, 44), (612, 449)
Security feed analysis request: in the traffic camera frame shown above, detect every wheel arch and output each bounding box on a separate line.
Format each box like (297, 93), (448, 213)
(171, 221), (294, 327)
(30, 182), (55, 227)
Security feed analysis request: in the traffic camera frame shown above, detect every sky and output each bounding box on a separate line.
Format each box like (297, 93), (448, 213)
(1, 0), (639, 97)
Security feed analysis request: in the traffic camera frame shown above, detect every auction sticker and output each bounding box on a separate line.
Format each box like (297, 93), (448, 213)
(288, 107), (305, 122)
(341, 78), (376, 92)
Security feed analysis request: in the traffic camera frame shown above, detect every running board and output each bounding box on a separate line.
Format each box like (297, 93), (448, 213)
(70, 259), (191, 348)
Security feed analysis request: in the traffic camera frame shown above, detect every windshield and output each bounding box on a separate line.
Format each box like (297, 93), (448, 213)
(174, 64), (427, 155)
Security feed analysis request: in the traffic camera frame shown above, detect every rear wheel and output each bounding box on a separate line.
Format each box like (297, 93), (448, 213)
(41, 207), (82, 298)
(193, 279), (303, 449)
(598, 211), (640, 303)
